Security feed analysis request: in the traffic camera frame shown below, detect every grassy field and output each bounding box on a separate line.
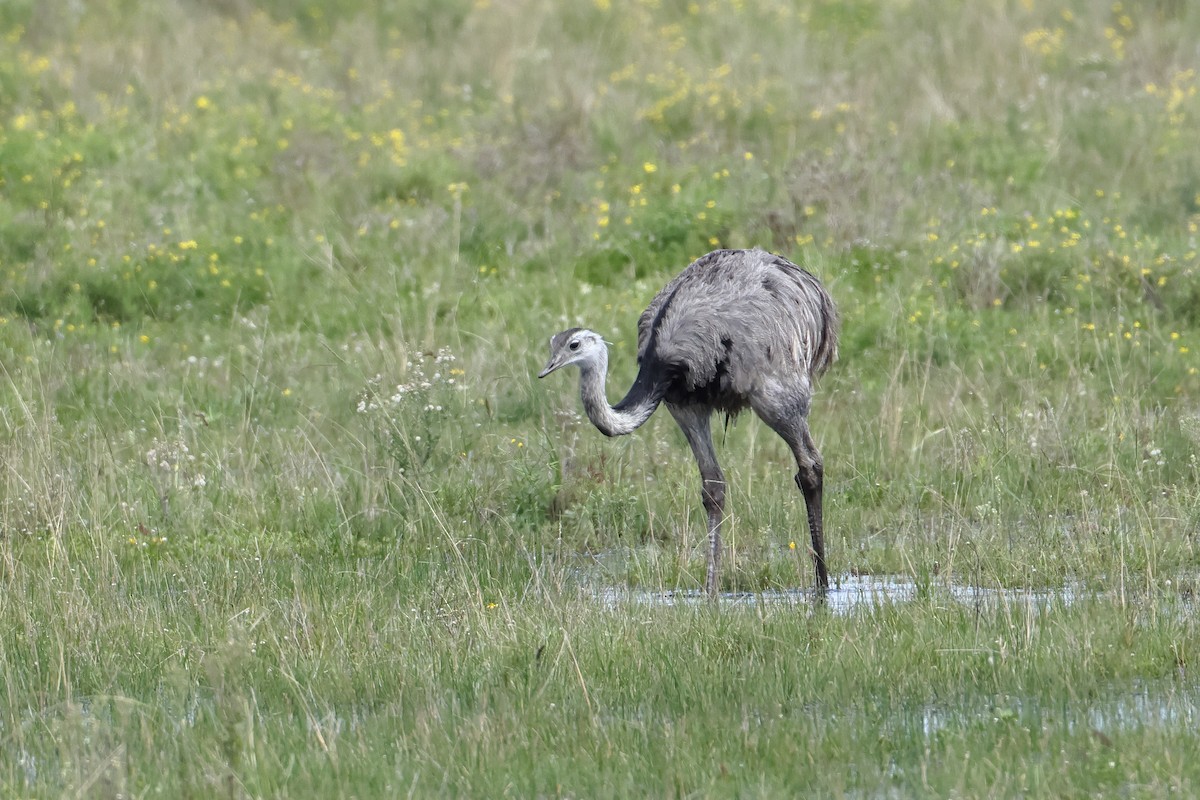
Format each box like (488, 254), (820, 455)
(2, 0), (1199, 796)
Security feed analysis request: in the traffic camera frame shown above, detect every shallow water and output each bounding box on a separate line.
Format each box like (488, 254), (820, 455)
(906, 682), (1198, 738)
(596, 573), (1077, 614)
(596, 575), (1197, 743)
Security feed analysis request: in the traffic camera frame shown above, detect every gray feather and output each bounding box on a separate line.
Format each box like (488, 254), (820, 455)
(635, 248), (838, 414)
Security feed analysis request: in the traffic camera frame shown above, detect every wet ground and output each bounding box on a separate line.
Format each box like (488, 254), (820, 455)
(596, 573), (1077, 614)
(594, 573), (1198, 741)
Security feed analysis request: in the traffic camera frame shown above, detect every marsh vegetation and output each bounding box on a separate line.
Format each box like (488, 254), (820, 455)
(1, 0), (1199, 795)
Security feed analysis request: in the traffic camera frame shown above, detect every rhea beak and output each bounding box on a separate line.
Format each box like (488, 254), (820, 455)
(537, 359), (559, 379)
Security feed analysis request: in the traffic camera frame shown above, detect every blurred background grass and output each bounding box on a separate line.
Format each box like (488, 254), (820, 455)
(3, 0), (1198, 583)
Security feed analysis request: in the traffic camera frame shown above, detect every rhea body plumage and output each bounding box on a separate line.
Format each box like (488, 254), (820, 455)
(538, 248), (838, 598)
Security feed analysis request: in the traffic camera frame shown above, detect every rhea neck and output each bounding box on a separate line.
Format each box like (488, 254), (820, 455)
(575, 345), (662, 437)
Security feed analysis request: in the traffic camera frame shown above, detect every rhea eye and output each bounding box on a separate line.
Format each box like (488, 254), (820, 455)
(569, 340), (580, 350)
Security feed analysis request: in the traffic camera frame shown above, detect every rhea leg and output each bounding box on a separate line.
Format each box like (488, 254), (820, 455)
(668, 405), (725, 600)
(794, 428), (829, 591)
(763, 413), (829, 592)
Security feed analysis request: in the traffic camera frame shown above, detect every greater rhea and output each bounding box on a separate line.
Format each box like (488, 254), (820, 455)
(538, 248), (838, 598)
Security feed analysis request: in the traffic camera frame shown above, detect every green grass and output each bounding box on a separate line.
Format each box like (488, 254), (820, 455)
(2, 0), (1199, 795)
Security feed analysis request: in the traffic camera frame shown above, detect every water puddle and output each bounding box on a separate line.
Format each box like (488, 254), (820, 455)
(905, 682), (1198, 739)
(597, 573), (1077, 614)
